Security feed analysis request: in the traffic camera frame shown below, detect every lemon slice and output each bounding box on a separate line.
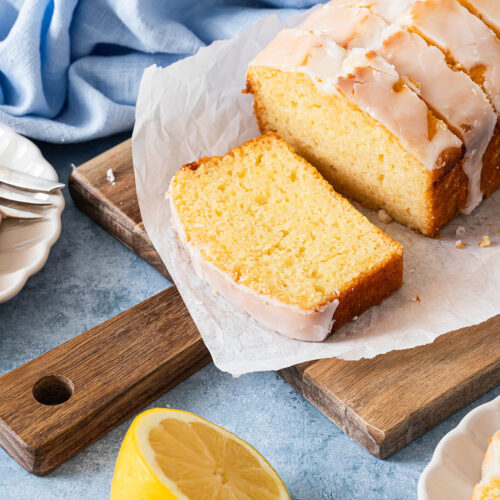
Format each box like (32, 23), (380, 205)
(111, 408), (290, 500)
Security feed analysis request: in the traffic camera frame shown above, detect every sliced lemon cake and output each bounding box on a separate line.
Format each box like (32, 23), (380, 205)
(367, 0), (500, 199)
(300, 0), (497, 214)
(168, 133), (403, 342)
(247, 20), (464, 237)
(246, 0), (500, 236)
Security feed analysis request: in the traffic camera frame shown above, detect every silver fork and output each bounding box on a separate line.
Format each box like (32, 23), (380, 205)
(0, 165), (64, 220)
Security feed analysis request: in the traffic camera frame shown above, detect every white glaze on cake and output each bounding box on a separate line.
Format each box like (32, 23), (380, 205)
(330, 0), (416, 23)
(458, 0), (500, 36)
(255, 0), (495, 211)
(251, 29), (346, 96)
(338, 49), (461, 170)
(377, 29), (496, 212)
(298, 2), (388, 48)
(168, 192), (339, 342)
(250, 28), (461, 170)
(407, 0), (500, 115)
(320, 1), (496, 211)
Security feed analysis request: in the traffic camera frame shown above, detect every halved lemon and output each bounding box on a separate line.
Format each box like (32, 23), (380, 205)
(111, 408), (290, 500)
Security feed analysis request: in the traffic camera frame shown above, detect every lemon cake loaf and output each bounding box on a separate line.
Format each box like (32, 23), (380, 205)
(247, 27), (464, 237)
(246, 0), (500, 235)
(168, 133), (403, 342)
(300, 0), (497, 214)
(471, 430), (500, 500)
(363, 0), (500, 199)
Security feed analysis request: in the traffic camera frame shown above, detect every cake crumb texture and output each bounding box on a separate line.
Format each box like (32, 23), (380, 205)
(170, 133), (403, 328)
(246, 66), (467, 237)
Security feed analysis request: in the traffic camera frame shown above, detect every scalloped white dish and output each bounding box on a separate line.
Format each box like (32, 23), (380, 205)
(0, 124), (64, 303)
(418, 395), (500, 500)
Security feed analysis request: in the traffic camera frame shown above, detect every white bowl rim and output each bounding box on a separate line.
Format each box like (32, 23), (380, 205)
(418, 394), (500, 500)
(0, 124), (64, 303)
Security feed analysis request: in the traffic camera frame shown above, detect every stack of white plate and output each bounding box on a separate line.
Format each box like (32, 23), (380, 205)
(0, 124), (64, 303)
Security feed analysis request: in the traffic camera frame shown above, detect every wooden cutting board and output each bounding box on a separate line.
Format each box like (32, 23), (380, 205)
(2, 138), (497, 476)
(68, 139), (500, 457)
(0, 287), (210, 475)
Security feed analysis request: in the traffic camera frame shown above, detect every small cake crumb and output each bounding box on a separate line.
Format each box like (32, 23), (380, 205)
(455, 225), (466, 237)
(413, 295), (421, 303)
(478, 235), (491, 248)
(378, 209), (392, 223)
(408, 268), (415, 274)
(106, 168), (116, 185)
(455, 240), (466, 249)
(353, 316), (359, 321)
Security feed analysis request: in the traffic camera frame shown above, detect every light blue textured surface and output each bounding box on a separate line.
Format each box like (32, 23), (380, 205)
(0, 0), (321, 143)
(0, 134), (498, 499)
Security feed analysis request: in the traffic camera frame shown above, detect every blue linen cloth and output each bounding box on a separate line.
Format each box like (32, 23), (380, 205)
(0, 0), (322, 143)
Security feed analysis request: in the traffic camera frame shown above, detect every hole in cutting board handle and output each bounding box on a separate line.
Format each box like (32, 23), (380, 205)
(32, 375), (74, 406)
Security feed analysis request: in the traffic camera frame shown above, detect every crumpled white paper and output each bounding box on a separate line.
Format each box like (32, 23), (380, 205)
(132, 10), (500, 377)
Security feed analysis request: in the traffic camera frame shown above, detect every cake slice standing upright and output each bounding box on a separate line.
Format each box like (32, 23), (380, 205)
(168, 134), (403, 342)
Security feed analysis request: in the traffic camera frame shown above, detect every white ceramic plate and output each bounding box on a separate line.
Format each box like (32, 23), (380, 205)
(418, 395), (500, 500)
(0, 124), (64, 303)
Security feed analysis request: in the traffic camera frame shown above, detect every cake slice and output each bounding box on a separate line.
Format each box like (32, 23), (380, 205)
(168, 133), (403, 342)
(471, 430), (500, 500)
(247, 26), (464, 236)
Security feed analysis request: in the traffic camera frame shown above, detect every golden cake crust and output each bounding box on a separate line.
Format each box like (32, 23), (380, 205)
(330, 245), (403, 331)
(481, 122), (500, 197)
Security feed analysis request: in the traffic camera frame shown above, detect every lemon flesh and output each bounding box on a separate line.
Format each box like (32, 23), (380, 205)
(111, 408), (289, 500)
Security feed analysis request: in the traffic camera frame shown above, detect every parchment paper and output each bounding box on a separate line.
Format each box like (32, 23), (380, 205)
(132, 11), (500, 376)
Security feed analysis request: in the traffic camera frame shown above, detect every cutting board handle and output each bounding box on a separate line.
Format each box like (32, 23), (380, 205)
(0, 287), (209, 476)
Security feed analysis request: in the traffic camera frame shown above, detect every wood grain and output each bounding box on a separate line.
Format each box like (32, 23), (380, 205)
(0, 287), (210, 475)
(280, 315), (500, 457)
(1, 138), (493, 475)
(67, 140), (500, 460)
(68, 139), (169, 278)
